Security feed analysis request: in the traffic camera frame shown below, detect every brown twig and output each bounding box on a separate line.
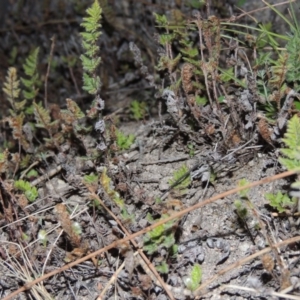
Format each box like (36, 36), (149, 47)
(44, 35), (55, 108)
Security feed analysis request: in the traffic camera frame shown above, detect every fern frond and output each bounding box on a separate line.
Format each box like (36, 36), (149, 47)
(14, 99), (27, 111)
(21, 47), (40, 100)
(80, 32), (101, 45)
(23, 47), (39, 76)
(80, 55), (101, 72)
(81, 1), (102, 33)
(2, 67), (21, 110)
(23, 88), (39, 100)
(66, 98), (85, 119)
(81, 40), (100, 57)
(82, 73), (101, 94)
(0, 150), (9, 174)
(169, 164), (191, 190)
(280, 115), (300, 170)
(80, 0), (102, 96)
(269, 53), (288, 90)
(279, 158), (300, 170)
(286, 31), (300, 89)
(281, 115), (300, 150)
(33, 102), (51, 128)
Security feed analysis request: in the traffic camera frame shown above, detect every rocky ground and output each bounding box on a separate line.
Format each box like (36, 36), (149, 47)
(0, 1), (299, 299)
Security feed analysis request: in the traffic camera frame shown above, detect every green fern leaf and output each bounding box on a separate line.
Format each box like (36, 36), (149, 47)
(279, 158), (300, 170)
(280, 115), (300, 170)
(81, 1), (102, 32)
(281, 115), (300, 150)
(21, 47), (40, 100)
(23, 88), (39, 100)
(22, 47), (39, 76)
(154, 13), (168, 26)
(169, 164), (191, 190)
(286, 31), (300, 86)
(80, 0), (102, 97)
(81, 55), (101, 72)
(81, 40), (99, 56)
(81, 32), (101, 44)
(82, 73), (101, 95)
(115, 130), (135, 150)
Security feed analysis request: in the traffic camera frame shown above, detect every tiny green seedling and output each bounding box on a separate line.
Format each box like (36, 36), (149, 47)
(184, 264), (202, 292)
(143, 214), (177, 255)
(38, 229), (48, 247)
(130, 100), (147, 120)
(116, 129), (135, 150)
(14, 179), (38, 202)
(265, 192), (296, 213)
(156, 261), (169, 274)
(187, 143), (195, 157)
(169, 164), (191, 192)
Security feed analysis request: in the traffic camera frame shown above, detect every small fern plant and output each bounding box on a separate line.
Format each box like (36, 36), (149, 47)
(168, 164), (191, 192)
(80, 0), (102, 96)
(21, 47), (41, 102)
(265, 114), (300, 213)
(279, 114), (300, 170)
(14, 179), (38, 202)
(80, 0), (107, 151)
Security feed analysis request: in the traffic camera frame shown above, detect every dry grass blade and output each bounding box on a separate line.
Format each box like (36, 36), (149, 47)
(0, 242), (52, 300)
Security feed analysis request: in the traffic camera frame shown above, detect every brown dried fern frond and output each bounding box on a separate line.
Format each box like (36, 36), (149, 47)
(6, 114), (32, 151)
(2, 67), (21, 110)
(66, 98), (85, 119)
(0, 149), (9, 174)
(181, 63), (194, 94)
(269, 53), (288, 91)
(33, 102), (52, 128)
(6, 114), (24, 140)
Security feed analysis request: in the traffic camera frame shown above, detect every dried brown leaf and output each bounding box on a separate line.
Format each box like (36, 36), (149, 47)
(261, 253), (274, 273)
(181, 63), (194, 94)
(258, 118), (273, 145)
(55, 203), (81, 248)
